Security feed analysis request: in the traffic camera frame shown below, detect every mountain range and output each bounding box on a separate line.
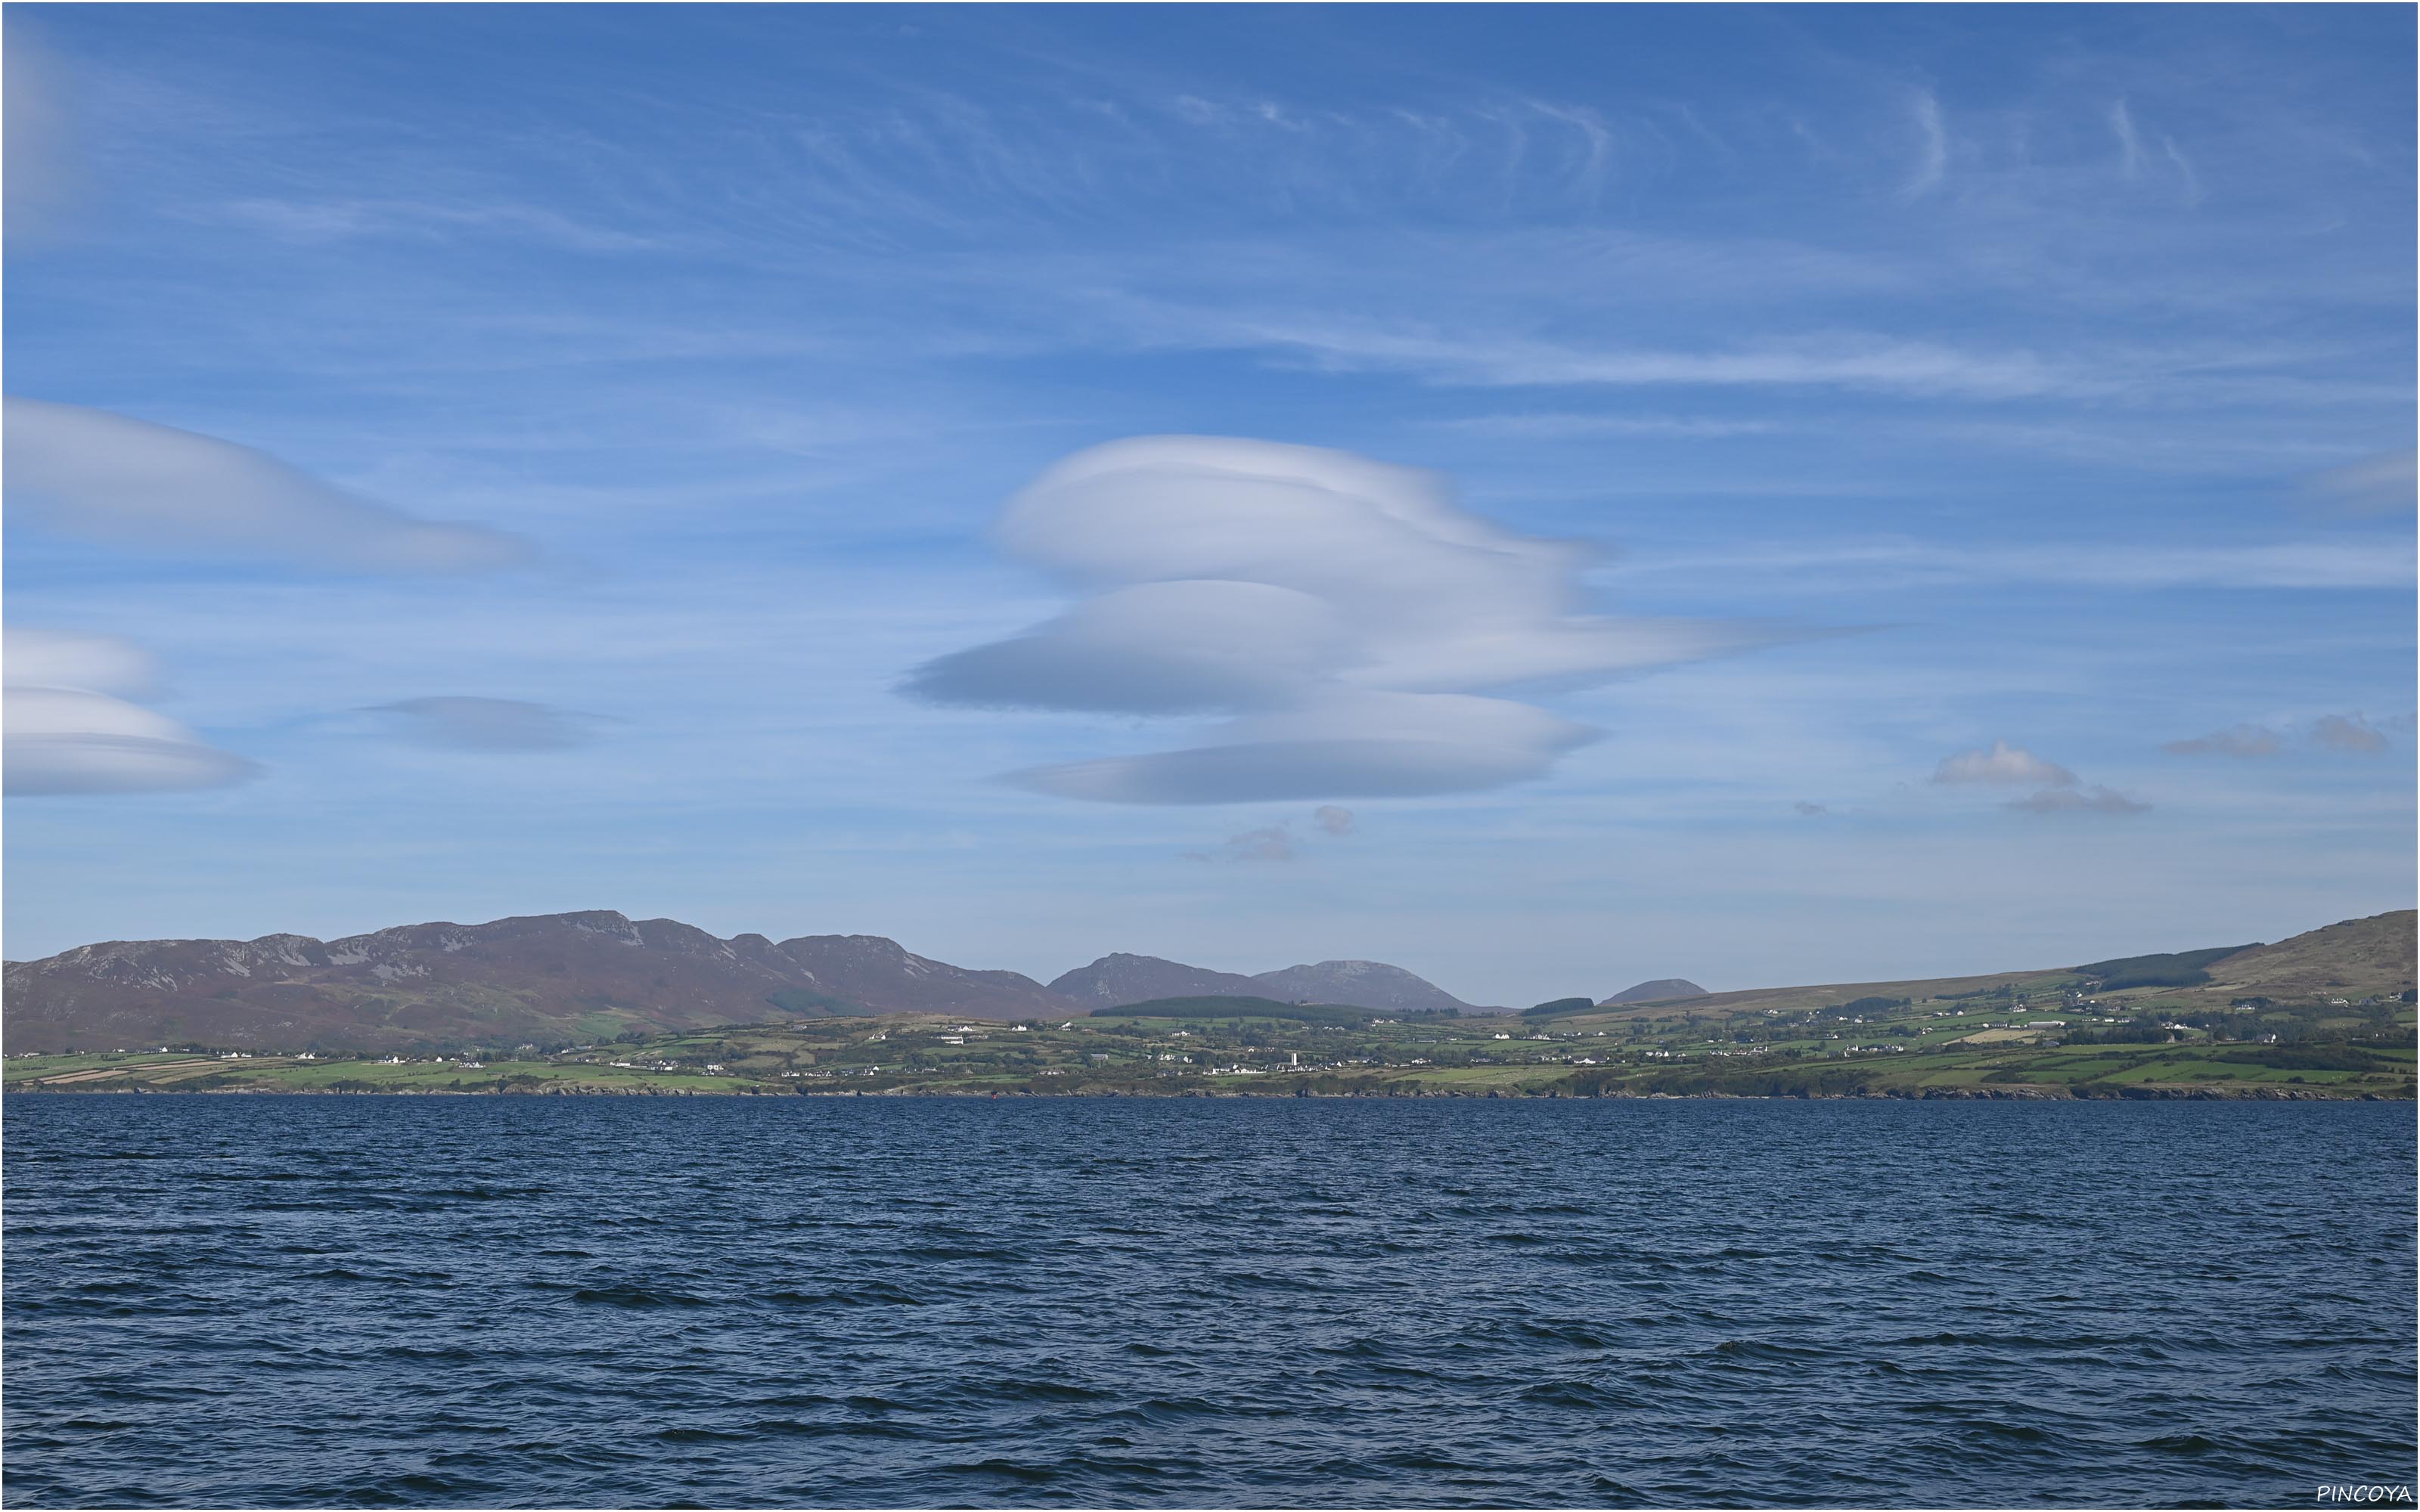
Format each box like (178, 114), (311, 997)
(8, 906), (2408, 1057)
(1045, 953), (1473, 1014)
(0, 911), (1499, 1053)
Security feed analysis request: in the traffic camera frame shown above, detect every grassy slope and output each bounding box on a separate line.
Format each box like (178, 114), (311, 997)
(2199, 912), (2417, 999)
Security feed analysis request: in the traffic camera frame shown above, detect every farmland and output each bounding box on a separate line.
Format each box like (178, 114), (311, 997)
(8, 976), (2410, 1101)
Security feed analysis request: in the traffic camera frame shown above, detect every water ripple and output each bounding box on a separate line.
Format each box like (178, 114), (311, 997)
(3, 1097), (2413, 1507)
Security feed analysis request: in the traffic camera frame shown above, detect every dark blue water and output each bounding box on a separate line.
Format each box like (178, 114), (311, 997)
(5, 1097), (2413, 1507)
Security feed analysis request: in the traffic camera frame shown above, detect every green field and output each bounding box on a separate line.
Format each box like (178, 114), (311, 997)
(9, 978), (2412, 1101)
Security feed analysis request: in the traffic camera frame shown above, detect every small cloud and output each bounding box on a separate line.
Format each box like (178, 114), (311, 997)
(365, 697), (594, 752)
(2006, 785), (2150, 816)
(1903, 89), (1947, 197)
(1933, 739), (2076, 788)
(2163, 723), (2284, 759)
(2300, 451), (2413, 518)
(1312, 804), (1355, 836)
(1187, 824), (1295, 864)
(2310, 713), (2388, 754)
(1792, 801), (1829, 816)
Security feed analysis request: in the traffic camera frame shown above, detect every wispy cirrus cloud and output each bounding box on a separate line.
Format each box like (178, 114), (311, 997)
(1904, 89), (1947, 197)
(1232, 320), (2082, 399)
(2301, 451), (2415, 517)
(216, 197), (669, 254)
(2, 22), (76, 243)
(1443, 412), (1779, 439)
(365, 696), (598, 752)
(2163, 723), (2284, 758)
(1599, 538), (2412, 592)
(2005, 785), (2150, 816)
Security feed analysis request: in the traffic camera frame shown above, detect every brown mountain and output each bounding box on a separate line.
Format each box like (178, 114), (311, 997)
(1, 910), (1073, 1054)
(1050, 953), (1481, 1015)
(1246, 960), (1478, 1014)
(1048, 954), (1262, 1008)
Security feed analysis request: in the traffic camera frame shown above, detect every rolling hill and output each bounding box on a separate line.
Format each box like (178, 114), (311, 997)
(4, 913), (1486, 1053)
(1603, 978), (1708, 1005)
(0, 912), (1072, 1054)
(1562, 911), (2415, 1028)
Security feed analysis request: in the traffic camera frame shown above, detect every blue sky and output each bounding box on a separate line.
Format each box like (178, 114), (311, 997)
(5, 4), (2412, 1005)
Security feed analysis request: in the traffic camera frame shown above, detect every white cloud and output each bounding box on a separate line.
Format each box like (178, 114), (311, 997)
(2111, 101), (2143, 178)
(911, 436), (1785, 804)
(5, 627), (255, 796)
(5, 626), (161, 700)
(365, 697), (595, 752)
(902, 579), (1351, 714)
(4, 398), (533, 572)
(2006, 785), (2151, 816)
(1932, 739), (2077, 788)
(2164, 723), (2284, 758)
(1008, 692), (1596, 806)
(1313, 804), (1355, 836)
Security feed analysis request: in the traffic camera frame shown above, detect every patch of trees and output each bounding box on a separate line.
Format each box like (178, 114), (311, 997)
(2071, 944), (2255, 991)
(1523, 997), (1597, 1018)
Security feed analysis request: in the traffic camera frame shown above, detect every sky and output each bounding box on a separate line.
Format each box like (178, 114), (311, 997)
(4, 4), (2412, 1007)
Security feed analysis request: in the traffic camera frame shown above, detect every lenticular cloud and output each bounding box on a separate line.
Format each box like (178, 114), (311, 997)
(5, 627), (256, 796)
(4, 397), (532, 573)
(906, 435), (1785, 804)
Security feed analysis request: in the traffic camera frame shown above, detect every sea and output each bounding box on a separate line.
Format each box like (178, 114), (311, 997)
(4, 1095), (2413, 1508)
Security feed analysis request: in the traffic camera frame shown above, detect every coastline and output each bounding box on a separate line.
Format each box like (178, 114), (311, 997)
(8, 1081), (2397, 1101)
